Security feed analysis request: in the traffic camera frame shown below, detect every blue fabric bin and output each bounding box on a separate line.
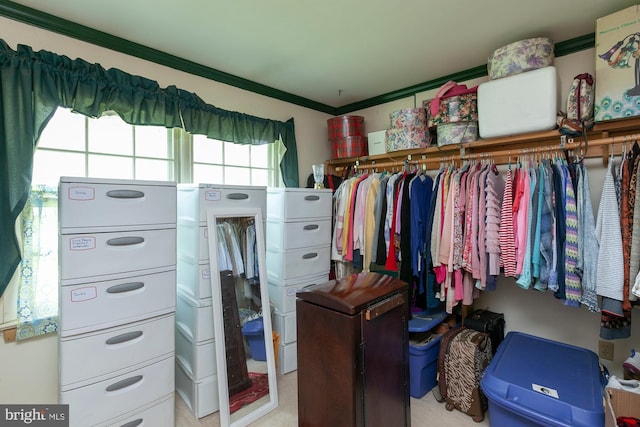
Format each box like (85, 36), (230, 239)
(480, 331), (604, 427)
(241, 318), (266, 361)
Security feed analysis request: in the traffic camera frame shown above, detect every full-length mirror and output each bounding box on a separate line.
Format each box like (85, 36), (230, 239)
(206, 207), (278, 427)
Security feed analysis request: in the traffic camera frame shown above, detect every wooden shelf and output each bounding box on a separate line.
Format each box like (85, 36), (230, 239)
(326, 117), (640, 173)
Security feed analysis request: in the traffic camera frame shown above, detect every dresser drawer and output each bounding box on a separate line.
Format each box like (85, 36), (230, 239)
(266, 218), (332, 251)
(60, 355), (174, 427)
(59, 228), (176, 282)
(176, 289), (213, 343)
(177, 184), (266, 225)
(177, 259), (212, 300)
(59, 268), (175, 337)
(273, 311), (296, 344)
(177, 224), (210, 263)
(175, 359), (220, 419)
(268, 273), (328, 314)
(59, 177), (176, 231)
(267, 188), (332, 221)
(266, 245), (331, 282)
(176, 322), (217, 380)
(97, 393), (174, 427)
(59, 314), (174, 389)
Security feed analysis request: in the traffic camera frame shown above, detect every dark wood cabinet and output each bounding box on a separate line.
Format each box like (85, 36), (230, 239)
(296, 272), (411, 427)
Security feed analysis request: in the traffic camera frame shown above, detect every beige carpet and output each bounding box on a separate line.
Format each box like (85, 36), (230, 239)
(175, 370), (491, 426)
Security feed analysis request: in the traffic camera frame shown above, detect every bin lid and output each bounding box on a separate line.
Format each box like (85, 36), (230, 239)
(241, 318), (264, 335)
(408, 311), (448, 333)
(480, 331), (604, 427)
(296, 272), (407, 315)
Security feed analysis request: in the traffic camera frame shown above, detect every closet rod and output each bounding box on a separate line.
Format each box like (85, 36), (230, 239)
(330, 132), (640, 172)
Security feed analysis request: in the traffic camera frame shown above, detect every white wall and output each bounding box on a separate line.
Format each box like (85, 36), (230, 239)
(0, 16), (331, 404)
(350, 48), (640, 378)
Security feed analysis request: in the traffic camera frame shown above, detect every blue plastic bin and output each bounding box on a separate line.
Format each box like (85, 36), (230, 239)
(241, 318), (266, 361)
(408, 311), (448, 398)
(480, 331), (604, 427)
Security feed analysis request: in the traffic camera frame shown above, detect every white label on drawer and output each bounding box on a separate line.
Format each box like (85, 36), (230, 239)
(202, 269), (211, 279)
(532, 383), (558, 399)
(68, 186), (95, 201)
(203, 228), (209, 238)
(70, 237), (96, 250)
(204, 190), (221, 201)
(286, 288), (298, 297)
(71, 286), (97, 302)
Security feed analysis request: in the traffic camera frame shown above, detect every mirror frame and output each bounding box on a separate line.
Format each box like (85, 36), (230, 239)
(206, 207), (278, 427)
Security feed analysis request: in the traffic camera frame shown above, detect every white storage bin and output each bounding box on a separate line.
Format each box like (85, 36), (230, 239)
(60, 355), (174, 427)
(279, 341), (297, 375)
(59, 227), (176, 282)
(478, 66), (559, 138)
(266, 218), (332, 251)
(177, 258), (212, 300)
(175, 358), (220, 419)
(266, 188), (332, 221)
(177, 184), (266, 225)
(266, 245), (331, 282)
(60, 313), (174, 389)
(175, 322), (217, 380)
(273, 311), (296, 344)
(59, 177), (176, 232)
(176, 289), (214, 343)
(177, 223), (210, 263)
(367, 130), (387, 155)
(96, 393), (174, 427)
(59, 267), (175, 337)
(268, 273), (328, 314)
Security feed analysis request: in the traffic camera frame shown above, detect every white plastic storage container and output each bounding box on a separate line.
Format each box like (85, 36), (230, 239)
(94, 393), (175, 427)
(279, 341), (298, 375)
(273, 311), (297, 344)
(175, 322), (217, 380)
(268, 273), (328, 314)
(478, 66), (559, 138)
(177, 258), (213, 300)
(177, 184), (266, 225)
(175, 358), (220, 419)
(266, 245), (331, 282)
(176, 288), (214, 343)
(266, 218), (332, 251)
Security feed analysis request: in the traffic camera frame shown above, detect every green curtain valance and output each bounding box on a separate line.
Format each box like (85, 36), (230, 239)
(0, 39), (299, 296)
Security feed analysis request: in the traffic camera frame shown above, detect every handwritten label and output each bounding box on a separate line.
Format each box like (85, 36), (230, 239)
(71, 286), (97, 302)
(68, 186), (95, 201)
(204, 190), (221, 201)
(70, 237), (96, 251)
(203, 228), (208, 239)
(286, 288), (298, 297)
(532, 383), (559, 399)
(202, 269), (211, 279)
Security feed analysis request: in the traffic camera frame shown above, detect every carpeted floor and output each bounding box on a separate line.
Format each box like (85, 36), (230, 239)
(175, 370), (491, 426)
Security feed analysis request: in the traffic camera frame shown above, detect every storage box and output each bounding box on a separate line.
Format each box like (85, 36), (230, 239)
(408, 311), (448, 398)
(605, 386), (640, 427)
(390, 108), (427, 128)
(595, 6), (640, 122)
(327, 115), (365, 139)
(487, 37), (554, 80)
(175, 359), (220, 419)
(330, 136), (368, 159)
(242, 318), (266, 361)
(367, 130), (387, 155)
(478, 66), (558, 138)
(385, 127), (431, 152)
(481, 332), (604, 427)
(437, 121), (479, 147)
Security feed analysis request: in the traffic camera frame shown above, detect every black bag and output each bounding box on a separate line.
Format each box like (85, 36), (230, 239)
(463, 309), (505, 355)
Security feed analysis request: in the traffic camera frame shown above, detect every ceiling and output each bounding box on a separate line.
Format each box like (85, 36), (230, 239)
(0, 0), (635, 114)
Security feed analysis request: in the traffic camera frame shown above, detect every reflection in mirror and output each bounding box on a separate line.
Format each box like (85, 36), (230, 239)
(206, 207), (278, 427)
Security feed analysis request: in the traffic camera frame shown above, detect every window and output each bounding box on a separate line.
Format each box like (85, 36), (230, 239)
(4, 107), (279, 338)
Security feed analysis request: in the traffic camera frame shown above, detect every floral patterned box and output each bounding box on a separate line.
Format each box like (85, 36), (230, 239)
(385, 127), (431, 152)
(487, 37), (554, 80)
(389, 108), (427, 129)
(436, 122), (479, 147)
(595, 6), (640, 122)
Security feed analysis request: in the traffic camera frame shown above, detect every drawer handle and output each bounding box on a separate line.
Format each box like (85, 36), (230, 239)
(106, 189), (145, 199)
(106, 331), (143, 345)
(304, 195), (320, 201)
(107, 282), (144, 294)
(106, 375), (143, 392)
(120, 420), (143, 427)
(302, 252), (318, 260)
(226, 193), (249, 200)
(107, 236), (145, 246)
(303, 224), (319, 231)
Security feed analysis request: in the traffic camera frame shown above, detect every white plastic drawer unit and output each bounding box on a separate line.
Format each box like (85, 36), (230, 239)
(94, 393), (174, 427)
(59, 227), (176, 282)
(268, 273), (328, 314)
(59, 267), (175, 337)
(175, 359), (220, 419)
(266, 245), (331, 282)
(177, 258), (212, 300)
(175, 322), (217, 380)
(59, 177), (176, 232)
(177, 183), (266, 224)
(176, 288), (214, 344)
(266, 188), (333, 221)
(59, 313), (175, 389)
(266, 218), (332, 251)
(60, 355), (174, 427)
(177, 224), (210, 263)
(273, 311), (296, 344)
